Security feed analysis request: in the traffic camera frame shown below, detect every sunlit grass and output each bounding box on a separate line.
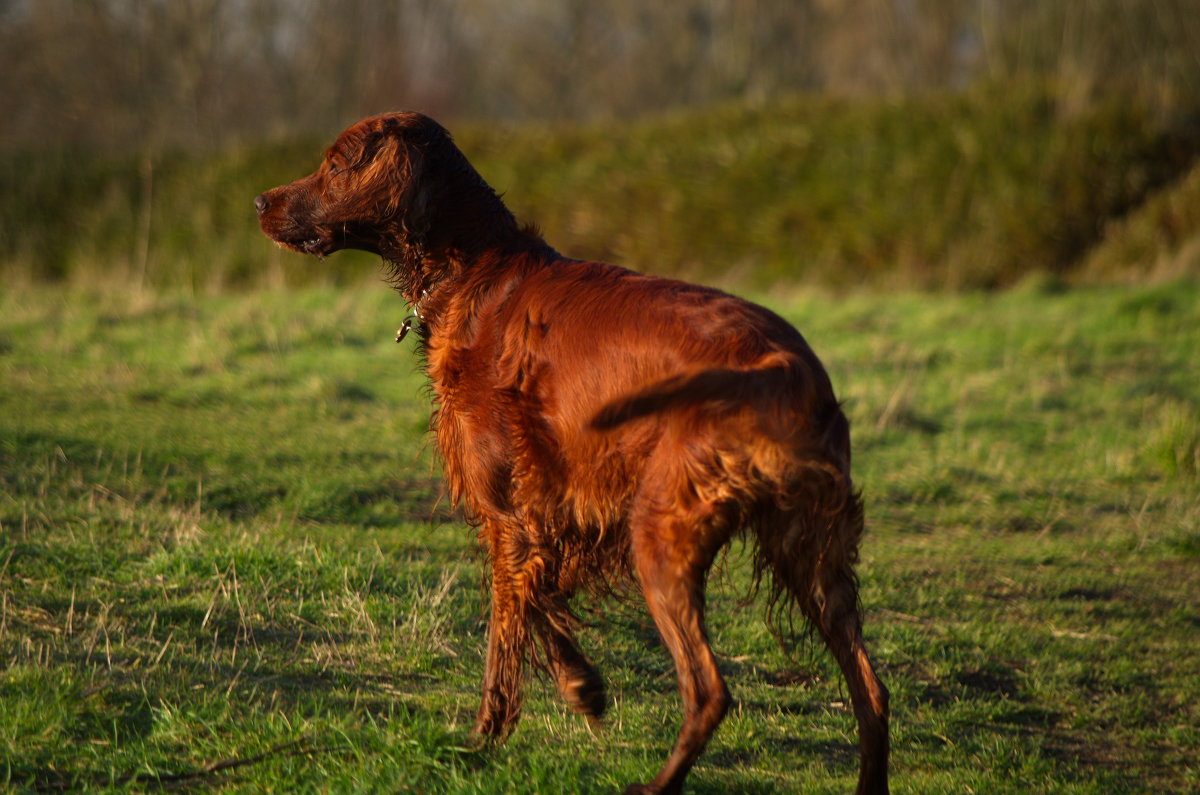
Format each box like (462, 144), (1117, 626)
(1, 281), (1197, 792)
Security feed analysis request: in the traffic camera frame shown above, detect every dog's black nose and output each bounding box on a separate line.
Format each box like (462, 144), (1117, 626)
(254, 194), (269, 214)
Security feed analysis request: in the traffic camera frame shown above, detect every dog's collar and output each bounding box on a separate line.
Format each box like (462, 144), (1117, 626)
(395, 289), (429, 343)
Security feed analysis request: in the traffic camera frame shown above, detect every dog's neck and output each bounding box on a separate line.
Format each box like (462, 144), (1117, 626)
(387, 187), (551, 307)
(400, 229), (559, 345)
(383, 173), (525, 304)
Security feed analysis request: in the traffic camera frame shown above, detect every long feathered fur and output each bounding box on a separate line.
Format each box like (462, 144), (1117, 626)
(255, 111), (889, 795)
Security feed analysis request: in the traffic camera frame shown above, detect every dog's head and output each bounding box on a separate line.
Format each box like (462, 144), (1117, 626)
(255, 112), (447, 260)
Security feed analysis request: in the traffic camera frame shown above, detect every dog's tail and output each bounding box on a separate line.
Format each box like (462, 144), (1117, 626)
(590, 353), (861, 631)
(590, 353), (809, 432)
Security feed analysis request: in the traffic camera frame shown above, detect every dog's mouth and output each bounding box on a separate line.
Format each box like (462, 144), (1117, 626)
(258, 201), (373, 258)
(298, 236), (331, 256)
(270, 229), (337, 258)
(257, 203), (334, 257)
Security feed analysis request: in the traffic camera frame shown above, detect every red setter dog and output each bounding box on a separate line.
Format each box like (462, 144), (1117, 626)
(256, 112), (889, 794)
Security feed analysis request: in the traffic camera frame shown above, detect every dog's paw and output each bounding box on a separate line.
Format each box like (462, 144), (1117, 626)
(567, 675), (608, 721)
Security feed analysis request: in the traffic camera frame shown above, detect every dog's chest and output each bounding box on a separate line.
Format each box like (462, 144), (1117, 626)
(426, 334), (640, 533)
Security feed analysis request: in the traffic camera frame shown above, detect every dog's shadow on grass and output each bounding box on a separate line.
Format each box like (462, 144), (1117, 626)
(18, 610), (476, 792)
(21, 662), (475, 792)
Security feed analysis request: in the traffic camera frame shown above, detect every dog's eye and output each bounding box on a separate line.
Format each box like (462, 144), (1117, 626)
(325, 147), (354, 176)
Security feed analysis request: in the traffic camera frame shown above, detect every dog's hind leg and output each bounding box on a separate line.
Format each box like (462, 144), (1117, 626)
(770, 491), (890, 795)
(624, 502), (732, 795)
(809, 560), (889, 795)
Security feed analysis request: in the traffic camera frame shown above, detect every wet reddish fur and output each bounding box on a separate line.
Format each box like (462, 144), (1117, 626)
(256, 112), (889, 794)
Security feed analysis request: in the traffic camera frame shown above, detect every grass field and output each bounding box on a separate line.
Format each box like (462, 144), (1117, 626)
(1, 279), (1197, 793)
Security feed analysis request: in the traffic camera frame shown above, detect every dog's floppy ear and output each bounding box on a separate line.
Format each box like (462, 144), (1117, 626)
(354, 119), (432, 246)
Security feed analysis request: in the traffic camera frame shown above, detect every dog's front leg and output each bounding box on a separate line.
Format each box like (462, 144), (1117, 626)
(473, 518), (530, 739)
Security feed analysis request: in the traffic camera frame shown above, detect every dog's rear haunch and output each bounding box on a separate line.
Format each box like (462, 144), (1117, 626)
(256, 112), (889, 794)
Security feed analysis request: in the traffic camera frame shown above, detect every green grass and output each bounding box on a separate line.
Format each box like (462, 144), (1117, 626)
(1, 280), (1198, 792)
